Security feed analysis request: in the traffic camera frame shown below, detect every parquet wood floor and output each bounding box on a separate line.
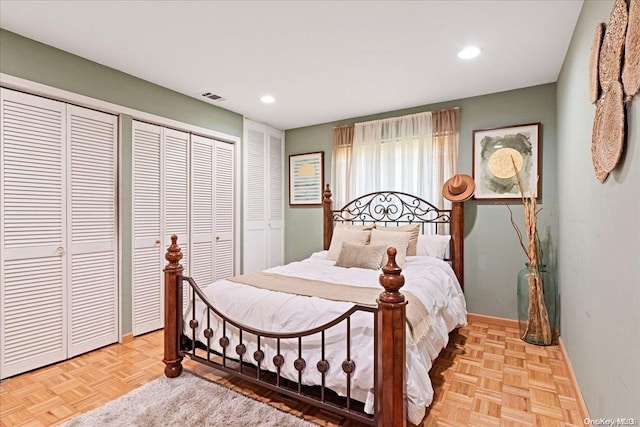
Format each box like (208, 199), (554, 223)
(0, 318), (586, 426)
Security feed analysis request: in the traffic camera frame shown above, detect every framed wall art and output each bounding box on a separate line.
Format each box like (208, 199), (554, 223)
(289, 151), (324, 205)
(472, 122), (541, 200)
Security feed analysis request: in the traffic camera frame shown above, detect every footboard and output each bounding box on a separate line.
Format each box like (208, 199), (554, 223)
(163, 235), (407, 427)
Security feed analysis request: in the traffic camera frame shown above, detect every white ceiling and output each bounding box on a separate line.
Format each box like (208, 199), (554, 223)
(0, 1), (583, 130)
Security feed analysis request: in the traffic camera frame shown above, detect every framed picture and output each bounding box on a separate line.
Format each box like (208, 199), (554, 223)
(472, 122), (541, 200)
(289, 151), (324, 205)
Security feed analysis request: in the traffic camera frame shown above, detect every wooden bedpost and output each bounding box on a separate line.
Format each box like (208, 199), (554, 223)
(163, 234), (184, 378)
(323, 184), (333, 250)
(451, 202), (464, 289)
(376, 247), (407, 427)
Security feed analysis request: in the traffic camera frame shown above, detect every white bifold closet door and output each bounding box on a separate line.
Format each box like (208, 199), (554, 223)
(132, 121), (189, 336)
(164, 128), (190, 311)
(190, 136), (235, 285)
(67, 105), (118, 357)
(266, 127), (284, 269)
(0, 89), (118, 379)
(242, 119), (284, 274)
(213, 140), (235, 280)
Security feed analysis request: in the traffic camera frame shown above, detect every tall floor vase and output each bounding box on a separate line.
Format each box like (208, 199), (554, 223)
(517, 263), (558, 345)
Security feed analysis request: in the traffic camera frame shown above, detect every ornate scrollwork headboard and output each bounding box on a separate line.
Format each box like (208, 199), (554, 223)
(322, 184), (465, 289)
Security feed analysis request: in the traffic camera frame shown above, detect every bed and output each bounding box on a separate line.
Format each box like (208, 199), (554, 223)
(163, 185), (467, 426)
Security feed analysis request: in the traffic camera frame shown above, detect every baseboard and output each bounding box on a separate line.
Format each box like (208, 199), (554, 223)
(467, 312), (519, 329)
(558, 336), (590, 420)
(467, 312), (590, 420)
(121, 333), (134, 344)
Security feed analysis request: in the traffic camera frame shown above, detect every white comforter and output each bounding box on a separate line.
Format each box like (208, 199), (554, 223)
(184, 251), (467, 424)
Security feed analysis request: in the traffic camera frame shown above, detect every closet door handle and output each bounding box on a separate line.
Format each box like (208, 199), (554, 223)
(56, 247), (65, 256)
(155, 239), (161, 245)
(216, 236), (220, 241)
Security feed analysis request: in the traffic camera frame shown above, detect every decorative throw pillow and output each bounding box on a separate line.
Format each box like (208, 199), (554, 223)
(326, 228), (371, 261)
(416, 234), (451, 259)
(375, 223), (420, 256)
(369, 229), (412, 267)
(334, 242), (387, 270)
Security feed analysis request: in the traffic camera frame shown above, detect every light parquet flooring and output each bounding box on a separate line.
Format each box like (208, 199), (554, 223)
(0, 319), (585, 427)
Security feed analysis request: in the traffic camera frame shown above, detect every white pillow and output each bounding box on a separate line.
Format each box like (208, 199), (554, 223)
(326, 228), (371, 261)
(416, 234), (451, 259)
(369, 229), (412, 267)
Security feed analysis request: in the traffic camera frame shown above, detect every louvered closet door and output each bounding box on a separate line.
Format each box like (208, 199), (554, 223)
(214, 140), (235, 280)
(67, 105), (118, 357)
(0, 89), (68, 379)
(191, 136), (235, 284)
(242, 120), (267, 273)
(190, 135), (215, 286)
(164, 129), (189, 272)
(267, 128), (284, 268)
(132, 121), (163, 336)
(164, 128), (189, 310)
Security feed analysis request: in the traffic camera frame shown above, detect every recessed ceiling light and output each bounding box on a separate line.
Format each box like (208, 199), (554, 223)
(458, 46), (481, 59)
(260, 95), (276, 104)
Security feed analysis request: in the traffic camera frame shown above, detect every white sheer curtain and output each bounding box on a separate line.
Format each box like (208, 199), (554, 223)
(331, 108), (459, 217)
(350, 112), (434, 200)
(331, 125), (354, 209)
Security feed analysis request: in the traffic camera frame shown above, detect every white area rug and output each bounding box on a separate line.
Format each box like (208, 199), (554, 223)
(61, 371), (317, 427)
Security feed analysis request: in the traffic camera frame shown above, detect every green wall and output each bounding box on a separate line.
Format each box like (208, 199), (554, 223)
(0, 29), (244, 336)
(557, 0), (639, 418)
(0, 29), (242, 137)
(285, 83), (558, 320)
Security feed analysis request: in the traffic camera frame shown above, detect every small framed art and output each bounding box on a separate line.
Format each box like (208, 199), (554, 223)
(289, 151), (324, 205)
(472, 122), (541, 200)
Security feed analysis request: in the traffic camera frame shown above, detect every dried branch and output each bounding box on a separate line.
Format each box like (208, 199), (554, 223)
(506, 203), (528, 258)
(510, 156), (542, 267)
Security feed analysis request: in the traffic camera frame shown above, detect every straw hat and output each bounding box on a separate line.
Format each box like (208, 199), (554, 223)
(442, 174), (475, 202)
(599, 0), (628, 87)
(589, 23), (604, 104)
(622, 0), (639, 97)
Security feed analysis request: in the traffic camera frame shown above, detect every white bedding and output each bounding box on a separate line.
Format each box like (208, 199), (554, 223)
(184, 251), (467, 424)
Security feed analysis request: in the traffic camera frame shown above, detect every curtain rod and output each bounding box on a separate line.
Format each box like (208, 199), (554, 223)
(332, 106), (460, 129)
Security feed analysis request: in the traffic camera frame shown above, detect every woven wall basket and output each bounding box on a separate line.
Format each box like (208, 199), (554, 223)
(591, 100), (609, 182)
(591, 81), (625, 182)
(599, 0), (629, 87)
(622, 0), (639, 97)
(590, 23), (605, 104)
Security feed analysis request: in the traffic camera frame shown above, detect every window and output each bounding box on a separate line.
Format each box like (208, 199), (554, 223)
(332, 108), (459, 213)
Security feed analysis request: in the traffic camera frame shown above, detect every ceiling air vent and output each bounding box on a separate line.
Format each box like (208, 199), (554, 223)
(200, 91), (226, 102)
